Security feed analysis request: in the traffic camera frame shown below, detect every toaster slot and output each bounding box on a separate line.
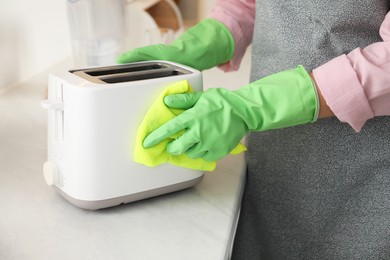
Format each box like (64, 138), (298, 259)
(70, 62), (192, 84)
(100, 68), (182, 83)
(82, 63), (166, 77)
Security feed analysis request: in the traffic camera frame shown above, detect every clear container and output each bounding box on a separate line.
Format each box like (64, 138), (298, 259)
(146, 27), (175, 45)
(67, 0), (126, 67)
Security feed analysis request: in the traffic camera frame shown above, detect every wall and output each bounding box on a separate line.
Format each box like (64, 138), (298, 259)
(178, 0), (215, 22)
(177, 0), (198, 22)
(0, 0), (71, 92)
(197, 0), (215, 20)
(0, 0), (218, 92)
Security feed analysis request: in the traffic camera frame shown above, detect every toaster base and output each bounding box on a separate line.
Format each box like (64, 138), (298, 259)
(54, 175), (204, 210)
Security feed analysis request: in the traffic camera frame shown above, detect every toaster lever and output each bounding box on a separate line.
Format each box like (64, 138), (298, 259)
(41, 100), (64, 111)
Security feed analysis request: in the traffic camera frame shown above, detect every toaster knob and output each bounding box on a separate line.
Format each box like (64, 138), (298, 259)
(43, 161), (60, 186)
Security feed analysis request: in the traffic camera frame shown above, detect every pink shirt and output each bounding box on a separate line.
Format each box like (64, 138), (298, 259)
(210, 1), (390, 132)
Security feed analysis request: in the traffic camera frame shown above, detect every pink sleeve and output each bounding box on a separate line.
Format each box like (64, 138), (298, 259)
(209, 0), (256, 72)
(313, 11), (390, 132)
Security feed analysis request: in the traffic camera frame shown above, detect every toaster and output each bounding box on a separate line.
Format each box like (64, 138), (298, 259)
(41, 61), (204, 210)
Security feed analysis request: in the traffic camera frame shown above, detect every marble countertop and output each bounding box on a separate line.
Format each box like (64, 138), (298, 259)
(0, 51), (250, 260)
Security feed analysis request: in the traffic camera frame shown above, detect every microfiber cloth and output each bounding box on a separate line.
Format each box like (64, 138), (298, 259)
(134, 80), (247, 171)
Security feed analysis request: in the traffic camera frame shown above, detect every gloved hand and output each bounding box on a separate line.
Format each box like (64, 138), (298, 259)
(143, 66), (319, 162)
(117, 19), (234, 71)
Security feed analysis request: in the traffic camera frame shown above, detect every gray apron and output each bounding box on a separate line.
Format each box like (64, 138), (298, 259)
(231, 1), (390, 259)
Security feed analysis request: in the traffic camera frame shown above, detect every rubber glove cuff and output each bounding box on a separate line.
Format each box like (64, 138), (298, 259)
(238, 65), (319, 131)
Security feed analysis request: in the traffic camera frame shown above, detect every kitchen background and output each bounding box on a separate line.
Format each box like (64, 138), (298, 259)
(0, 2), (251, 259)
(0, 0), (216, 93)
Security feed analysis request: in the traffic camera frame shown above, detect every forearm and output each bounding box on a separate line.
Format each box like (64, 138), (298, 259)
(310, 72), (334, 119)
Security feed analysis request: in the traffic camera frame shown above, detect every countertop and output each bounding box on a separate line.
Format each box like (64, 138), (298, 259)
(0, 50), (251, 260)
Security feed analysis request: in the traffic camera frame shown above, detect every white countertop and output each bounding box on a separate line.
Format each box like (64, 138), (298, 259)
(0, 50), (251, 260)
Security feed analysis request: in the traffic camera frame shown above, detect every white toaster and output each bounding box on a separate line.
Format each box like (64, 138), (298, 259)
(41, 61), (204, 210)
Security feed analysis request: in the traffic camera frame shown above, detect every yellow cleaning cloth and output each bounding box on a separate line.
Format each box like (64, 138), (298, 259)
(134, 80), (247, 171)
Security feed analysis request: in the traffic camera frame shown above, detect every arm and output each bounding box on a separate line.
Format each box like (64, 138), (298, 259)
(209, 0), (256, 71)
(118, 0), (255, 72)
(312, 11), (390, 131)
(209, 0), (332, 118)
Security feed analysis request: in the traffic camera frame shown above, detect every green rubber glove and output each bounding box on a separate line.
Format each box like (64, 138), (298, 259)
(117, 19), (235, 71)
(143, 66), (319, 162)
